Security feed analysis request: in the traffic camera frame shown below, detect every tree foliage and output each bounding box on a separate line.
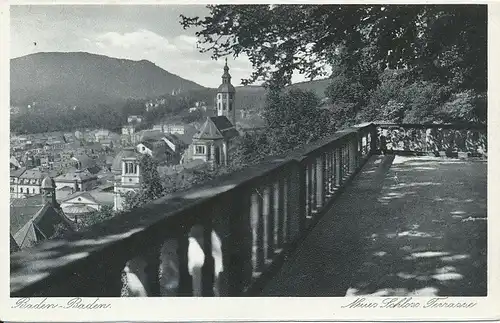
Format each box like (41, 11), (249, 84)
(180, 5), (486, 93)
(231, 88), (333, 166)
(264, 88), (332, 152)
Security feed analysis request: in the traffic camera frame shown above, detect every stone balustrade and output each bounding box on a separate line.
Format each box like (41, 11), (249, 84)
(10, 122), (486, 297)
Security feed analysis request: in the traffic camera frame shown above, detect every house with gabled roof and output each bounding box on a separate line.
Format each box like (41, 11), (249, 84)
(54, 169), (98, 192)
(59, 189), (114, 221)
(10, 176), (75, 250)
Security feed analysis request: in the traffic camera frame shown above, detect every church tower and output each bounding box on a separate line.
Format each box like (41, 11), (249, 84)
(216, 58), (236, 125)
(41, 176), (58, 208)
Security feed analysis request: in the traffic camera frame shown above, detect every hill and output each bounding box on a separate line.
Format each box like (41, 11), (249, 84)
(10, 52), (206, 108)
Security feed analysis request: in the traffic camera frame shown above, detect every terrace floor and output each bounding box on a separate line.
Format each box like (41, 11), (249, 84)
(260, 155), (487, 296)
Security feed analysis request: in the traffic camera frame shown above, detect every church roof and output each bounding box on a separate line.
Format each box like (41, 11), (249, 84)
(41, 176), (56, 188)
(193, 116), (239, 141)
(217, 83), (236, 93)
(210, 116), (240, 140)
(193, 117), (224, 140)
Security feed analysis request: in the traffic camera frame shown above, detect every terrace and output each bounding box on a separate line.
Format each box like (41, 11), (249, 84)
(10, 122), (487, 297)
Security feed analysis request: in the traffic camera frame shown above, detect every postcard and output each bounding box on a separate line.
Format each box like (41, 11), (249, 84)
(1, 1), (498, 322)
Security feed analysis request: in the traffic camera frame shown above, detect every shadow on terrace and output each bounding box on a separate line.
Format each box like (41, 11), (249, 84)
(352, 156), (487, 297)
(10, 122), (487, 297)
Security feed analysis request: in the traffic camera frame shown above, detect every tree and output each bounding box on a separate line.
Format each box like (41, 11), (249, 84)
(76, 205), (115, 230)
(264, 88), (332, 153)
(180, 5), (486, 94)
(122, 154), (165, 210)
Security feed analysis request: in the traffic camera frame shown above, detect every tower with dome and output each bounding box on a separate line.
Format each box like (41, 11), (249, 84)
(215, 58), (236, 125)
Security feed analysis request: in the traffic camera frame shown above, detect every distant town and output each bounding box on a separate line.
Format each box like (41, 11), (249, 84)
(10, 60), (243, 251)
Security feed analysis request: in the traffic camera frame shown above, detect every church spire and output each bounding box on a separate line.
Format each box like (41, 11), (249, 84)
(222, 57), (231, 84)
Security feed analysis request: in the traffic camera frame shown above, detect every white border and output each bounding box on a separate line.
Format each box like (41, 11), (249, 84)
(1, 1), (499, 322)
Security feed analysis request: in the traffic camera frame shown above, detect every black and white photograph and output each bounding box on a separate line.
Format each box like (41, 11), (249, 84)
(2, 2), (497, 321)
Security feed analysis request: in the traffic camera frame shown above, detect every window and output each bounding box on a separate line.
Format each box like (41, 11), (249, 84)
(10, 187), (14, 193)
(125, 162), (137, 174)
(142, 146), (145, 151)
(223, 93), (227, 100)
(20, 188), (23, 193)
(195, 145), (205, 154)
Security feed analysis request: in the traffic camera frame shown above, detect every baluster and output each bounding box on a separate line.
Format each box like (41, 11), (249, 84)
(325, 151), (332, 197)
(177, 228), (193, 296)
(76, 256), (125, 297)
(342, 144), (346, 178)
(330, 150), (335, 193)
(304, 163), (309, 216)
(311, 159), (317, 215)
(348, 141), (353, 173)
(356, 134), (361, 167)
(339, 146), (344, 184)
(357, 135), (362, 163)
(332, 149), (337, 191)
(256, 188), (265, 274)
(201, 219), (215, 296)
(348, 141), (352, 173)
(316, 154), (324, 210)
(307, 162), (313, 218)
(275, 179), (285, 251)
(264, 185), (274, 262)
(334, 148), (340, 188)
(297, 162), (307, 235)
(227, 189), (252, 296)
(144, 244), (162, 296)
(280, 176), (293, 246)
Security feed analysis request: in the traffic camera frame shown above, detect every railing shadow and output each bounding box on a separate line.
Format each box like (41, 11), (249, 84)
(346, 156), (487, 296)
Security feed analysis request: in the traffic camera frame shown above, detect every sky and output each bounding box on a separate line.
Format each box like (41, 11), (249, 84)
(10, 5), (311, 88)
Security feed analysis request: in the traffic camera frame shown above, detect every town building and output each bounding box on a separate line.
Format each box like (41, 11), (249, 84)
(10, 168), (26, 198)
(10, 176), (75, 250)
(127, 115), (143, 124)
(54, 169), (98, 192)
(16, 168), (58, 198)
(112, 147), (142, 211)
(152, 123), (187, 135)
(59, 189), (114, 221)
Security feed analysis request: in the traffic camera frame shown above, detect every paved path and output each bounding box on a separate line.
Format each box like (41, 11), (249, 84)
(260, 155), (487, 296)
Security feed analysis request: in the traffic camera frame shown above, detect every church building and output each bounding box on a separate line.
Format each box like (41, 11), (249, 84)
(182, 59), (239, 166)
